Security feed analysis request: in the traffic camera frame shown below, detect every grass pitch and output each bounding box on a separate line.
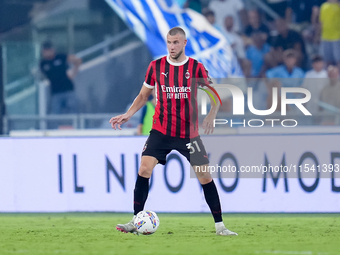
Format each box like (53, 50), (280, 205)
(0, 213), (339, 255)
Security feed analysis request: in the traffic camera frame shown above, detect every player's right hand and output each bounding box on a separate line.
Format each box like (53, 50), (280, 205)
(109, 114), (131, 130)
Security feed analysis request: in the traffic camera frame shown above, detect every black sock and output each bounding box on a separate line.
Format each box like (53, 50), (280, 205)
(133, 174), (149, 215)
(202, 180), (222, 223)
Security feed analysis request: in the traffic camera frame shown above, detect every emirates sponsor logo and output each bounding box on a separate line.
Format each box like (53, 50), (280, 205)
(161, 85), (191, 93)
(161, 85), (191, 100)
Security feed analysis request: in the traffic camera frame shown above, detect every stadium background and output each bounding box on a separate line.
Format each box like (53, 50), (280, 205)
(0, 0), (339, 254)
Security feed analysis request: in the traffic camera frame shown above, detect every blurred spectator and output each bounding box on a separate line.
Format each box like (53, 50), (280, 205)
(304, 56), (327, 79)
(285, 0), (326, 24)
(223, 16), (246, 60)
(246, 31), (271, 77)
(311, 0), (327, 26)
(184, 0), (202, 13)
(320, 66), (340, 112)
(244, 9), (270, 39)
(247, 78), (269, 111)
(266, 50), (305, 112)
(245, 67), (269, 111)
(203, 10), (246, 62)
(319, 0), (340, 68)
(208, 0), (247, 32)
(264, 0), (288, 20)
(302, 25), (321, 60)
(202, 9), (225, 33)
(137, 94), (156, 136)
(264, 43), (284, 70)
(301, 55), (328, 113)
(242, 46), (269, 112)
(266, 49), (305, 83)
(272, 18), (307, 68)
(40, 41), (82, 114)
(299, 1), (326, 61)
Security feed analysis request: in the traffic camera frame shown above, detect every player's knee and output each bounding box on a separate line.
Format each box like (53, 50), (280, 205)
(195, 167), (211, 178)
(195, 169), (212, 184)
(198, 177), (213, 185)
(138, 163), (153, 178)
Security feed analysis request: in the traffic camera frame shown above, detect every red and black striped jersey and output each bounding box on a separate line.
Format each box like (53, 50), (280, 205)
(143, 55), (210, 139)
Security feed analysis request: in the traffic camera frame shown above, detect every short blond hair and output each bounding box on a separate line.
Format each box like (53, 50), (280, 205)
(168, 27), (186, 38)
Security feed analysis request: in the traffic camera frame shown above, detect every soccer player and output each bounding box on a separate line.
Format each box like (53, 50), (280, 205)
(109, 27), (238, 236)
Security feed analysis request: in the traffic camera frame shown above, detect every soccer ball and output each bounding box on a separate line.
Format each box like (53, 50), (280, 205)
(134, 210), (160, 235)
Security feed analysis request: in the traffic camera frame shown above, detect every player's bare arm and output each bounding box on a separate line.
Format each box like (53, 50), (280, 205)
(202, 87), (220, 135)
(109, 85), (153, 130)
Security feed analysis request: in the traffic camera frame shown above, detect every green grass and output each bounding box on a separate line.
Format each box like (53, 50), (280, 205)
(0, 213), (339, 255)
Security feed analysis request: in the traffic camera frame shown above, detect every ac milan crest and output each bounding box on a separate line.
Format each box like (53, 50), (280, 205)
(185, 70), (190, 79)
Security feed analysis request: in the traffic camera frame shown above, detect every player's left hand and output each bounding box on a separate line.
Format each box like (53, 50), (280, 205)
(202, 113), (215, 135)
(109, 113), (131, 130)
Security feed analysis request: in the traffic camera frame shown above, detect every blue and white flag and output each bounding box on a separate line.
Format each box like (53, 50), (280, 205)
(105, 0), (243, 78)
